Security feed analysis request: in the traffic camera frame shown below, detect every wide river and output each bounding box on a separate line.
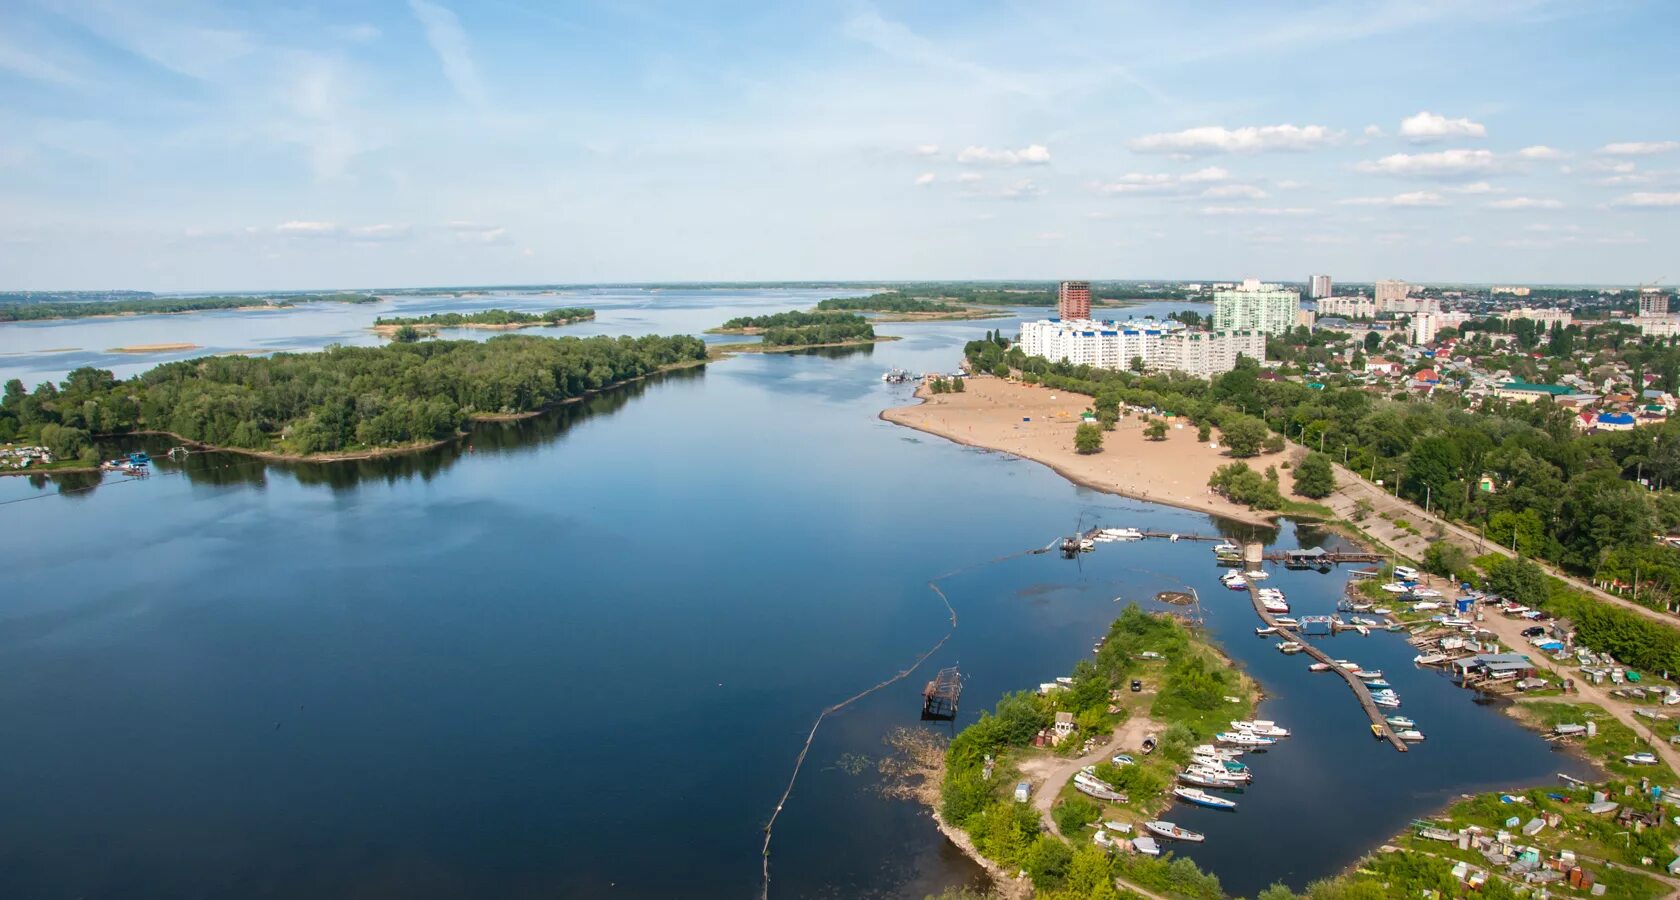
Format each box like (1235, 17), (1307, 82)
(1, 288), (1588, 898)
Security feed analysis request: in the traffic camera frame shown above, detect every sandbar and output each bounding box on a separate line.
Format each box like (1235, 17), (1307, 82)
(882, 376), (1300, 527)
(107, 343), (202, 354)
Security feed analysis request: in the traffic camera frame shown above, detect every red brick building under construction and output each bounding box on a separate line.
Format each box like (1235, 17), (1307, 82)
(1058, 280), (1091, 321)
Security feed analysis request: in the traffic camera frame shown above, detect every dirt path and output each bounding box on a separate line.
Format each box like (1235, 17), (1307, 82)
(1325, 463), (1680, 631)
(1475, 612), (1680, 775)
(1018, 713), (1162, 837)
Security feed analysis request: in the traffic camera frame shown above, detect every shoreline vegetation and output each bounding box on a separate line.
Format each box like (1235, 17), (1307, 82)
(0, 292), (379, 323)
(370, 307), (595, 335)
(0, 333), (708, 463)
(813, 295), (1015, 322)
(706, 309), (881, 350)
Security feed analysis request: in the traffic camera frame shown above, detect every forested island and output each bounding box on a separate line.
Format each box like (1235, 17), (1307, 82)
(0, 292), (379, 322)
(372, 307), (595, 334)
(0, 333), (706, 459)
(708, 310), (880, 348)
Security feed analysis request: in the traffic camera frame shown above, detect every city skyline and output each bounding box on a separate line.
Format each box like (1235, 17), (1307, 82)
(0, 0), (1676, 291)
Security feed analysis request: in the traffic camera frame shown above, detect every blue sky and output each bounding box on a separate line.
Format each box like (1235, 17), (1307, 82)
(0, 0), (1675, 291)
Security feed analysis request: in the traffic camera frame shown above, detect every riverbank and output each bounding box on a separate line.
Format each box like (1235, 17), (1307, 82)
(107, 342), (201, 353)
(883, 376), (1296, 528)
(370, 317), (592, 335)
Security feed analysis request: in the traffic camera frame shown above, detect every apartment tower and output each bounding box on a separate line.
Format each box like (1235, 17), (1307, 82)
(1058, 280), (1092, 321)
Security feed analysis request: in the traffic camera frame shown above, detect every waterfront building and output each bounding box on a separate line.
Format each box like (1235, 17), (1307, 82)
(1058, 280), (1092, 321)
(1375, 280), (1411, 306)
(1212, 279), (1300, 336)
(1309, 274), (1332, 299)
(1017, 318), (1263, 378)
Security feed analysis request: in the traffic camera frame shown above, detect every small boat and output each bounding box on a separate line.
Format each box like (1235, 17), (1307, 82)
(1373, 695), (1402, 709)
(1185, 761), (1251, 782)
(1410, 588), (1443, 598)
(1623, 752), (1660, 766)
(1178, 769), (1243, 790)
(1397, 729), (1426, 741)
(1191, 744), (1242, 759)
(1216, 731), (1274, 747)
(1371, 723), (1384, 739)
(1373, 607), (1393, 616)
(1363, 678), (1391, 689)
(1103, 527), (1144, 541)
(1132, 836), (1161, 856)
(1354, 669), (1384, 680)
(1192, 754), (1249, 774)
(1414, 653), (1448, 666)
(1225, 578), (1248, 591)
(1079, 539), (1096, 552)
(1274, 617), (1298, 627)
(1244, 569), (1269, 580)
(1255, 626), (1278, 636)
(1073, 772), (1128, 801)
(1234, 719), (1290, 738)
(1308, 662), (1331, 672)
(1277, 641), (1303, 654)
(1213, 542), (1241, 558)
(1335, 660), (1358, 670)
(1144, 820), (1205, 842)
(1386, 716), (1416, 728)
(1380, 582), (1410, 593)
(1174, 787), (1237, 810)
(1348, 568), (1380, 579)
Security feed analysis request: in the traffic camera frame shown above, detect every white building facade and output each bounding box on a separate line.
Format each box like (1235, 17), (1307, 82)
(1018, 319), (1263, 378)
(1212, 279), (1301, 336)
(1317, 296), (1376, 319)
(1309, 274), (1333, 299)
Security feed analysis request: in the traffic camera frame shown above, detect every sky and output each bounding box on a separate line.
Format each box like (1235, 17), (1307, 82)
(0, 0), (1676, 291)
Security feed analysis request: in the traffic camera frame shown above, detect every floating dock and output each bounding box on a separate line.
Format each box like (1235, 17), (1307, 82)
(1245, 585), (1408, 752)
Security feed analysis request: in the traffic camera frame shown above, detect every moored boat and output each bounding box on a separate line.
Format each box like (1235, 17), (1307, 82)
(1386, 715), (1416, 728)
(1255, 626), (1278, 636)
(1308, 662), (1331, 672)
(1173, 787), (1238, 810)
(1132, 836), (1161, 856)
(1233, 719), (1290, 738)
(1623, 752), (1660, 766)
(1276, 641), (1303, 654)
(1144, 820), (1205, 842)
(1397, 729), (1426, 741)
(1216, 730), (1274, 747)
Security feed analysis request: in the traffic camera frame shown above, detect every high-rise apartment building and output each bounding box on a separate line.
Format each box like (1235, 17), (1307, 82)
(1057, 280), (1091, 321)
(1640, 289), (1670, 317)
(1309, 274), (1332, 299)
(1410, 312), (1439, 346)
(1212, 279), (1300, 336)
(1375, 280), (1411, 305)
(1017, 318), (1263, 378)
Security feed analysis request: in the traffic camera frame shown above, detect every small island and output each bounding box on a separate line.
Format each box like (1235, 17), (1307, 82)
(0, 292), (379, 323)
(0, 333), (707, 461)
(706, 309), (894, 351)
(371, 307), (595, 335)
(814, 294), (1013, 322)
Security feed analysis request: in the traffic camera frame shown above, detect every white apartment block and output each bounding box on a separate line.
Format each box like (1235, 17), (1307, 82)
(1380, 296), (1441, 316)
(1212, 279), (1301, 336)
(1316, 296), (1376, 319)
(1498, 307), (1573, 328)
(1309, 274), (1332, 299)
(1635, 315), (1680, 338)
(1410, 312), (1439, 346)
(1017, 319), (1263, 378)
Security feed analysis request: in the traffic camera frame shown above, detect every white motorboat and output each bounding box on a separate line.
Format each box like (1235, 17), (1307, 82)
(1073, 772), (1127, 801)
(1386, 715), (1416, 728)
(1623, 752), (1660, 766)
(1274, 617), (1298, 627)
(1277, 641), (1303, 654)
(1414, 653), (1448, 666)
(1396, 729), (1426, 742)
(1380, 582), (1410, 593)
(1132, 836), (1161, 856)
(1173, 787), (1238, 810)
(1308, 662), (1332, 672)
(1244, 569), (1269, 580)
(1234, 719), (1290, 738)
(1178, 769), (1243, 790)
(1354, 669), (1384, 680)
(1191, 744), (1242, 759)
(1144, 820), (1205, 842)
(1216, 730), (1275, 747)
(1255, 626), (1278, 636)
(1213, 542), (1241, 558)
(1102, 527), (1144, 541)
(1373, 695), (1402, 709)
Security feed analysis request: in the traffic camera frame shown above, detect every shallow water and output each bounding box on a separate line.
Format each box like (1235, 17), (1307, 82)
(0, 291), (1589, 898)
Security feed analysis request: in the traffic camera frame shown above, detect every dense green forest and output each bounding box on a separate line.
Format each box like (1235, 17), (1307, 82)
(0, 293), (379, 322)
(0, 334), (707, 457)
(373, 307), (595, 327)
(966, 338), (1680, 613)
(814, 295), (968, 313)
(714, 310), (875, 346)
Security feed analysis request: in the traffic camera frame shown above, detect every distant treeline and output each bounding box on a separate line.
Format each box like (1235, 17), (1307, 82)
(0, 333), (707, 456)
(374, 308), (595, 327)
(814, 295), (968, 313)
(718, 310), (854, 330)
(851, 283), (1188, 306)
(0, 293), (379, 322)
(0, 290), (154, 305)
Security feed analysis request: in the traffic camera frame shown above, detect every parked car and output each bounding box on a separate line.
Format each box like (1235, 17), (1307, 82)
(1130, 679), (1143, 692)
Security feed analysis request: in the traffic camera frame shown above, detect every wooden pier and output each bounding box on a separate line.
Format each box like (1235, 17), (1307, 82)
(1113, 532), (1385, 566)
(921, 667), (962, 721)
(1245, 585), (1409, 752)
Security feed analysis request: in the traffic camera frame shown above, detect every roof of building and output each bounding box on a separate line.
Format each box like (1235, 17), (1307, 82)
(1597, 412), (1637, 425)
(1499, 382), (1572, 395)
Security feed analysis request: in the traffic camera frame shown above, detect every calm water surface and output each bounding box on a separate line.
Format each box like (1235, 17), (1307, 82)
(0, 292), (1588, 898)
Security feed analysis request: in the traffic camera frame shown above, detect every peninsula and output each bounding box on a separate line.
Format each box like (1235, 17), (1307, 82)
(0, 292), (379, 322)
(370, 307), (595, 334)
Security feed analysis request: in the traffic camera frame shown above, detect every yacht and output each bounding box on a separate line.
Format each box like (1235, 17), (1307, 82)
(1385, 715), (1416, 728)
(1173, 787), (1238, 810)
(1216, 731), (1275, 747)
(1234, 719), (1290, 738)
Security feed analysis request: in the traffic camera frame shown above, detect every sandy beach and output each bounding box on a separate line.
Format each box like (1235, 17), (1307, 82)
(882, 376), (1301, 527)
(107, 342), (201, 354)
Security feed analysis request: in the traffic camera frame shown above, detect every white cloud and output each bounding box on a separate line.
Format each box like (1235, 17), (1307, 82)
(956, 171), (984, 183)
(1091, 167), (1228, 195)
(1339, 191), (1448, 207)
(409, 0), (487, 107)
(914, 172), (936, 186)
(1487, 196), (1563, 210)
(1586, 159), (1636, 173)
(349, 224), (412, 241)
(914, 144), (940, 156)
(956, 144), (1051, 165)
(1128, 124), (1336, 154)
(1362, 125), (1383, 138)
(446, 221), (511, 243)
(1600, 141), (1680, 156)
(1354, 148), (1500, 177)
(1611, 192), (1680, 208)
(1201, 184), (1270, 199)
(332, 24), (383, 42)
(1451, 181), (1499, 194)
(1517, 145), (1564, 160)
(0, 34), (86, 87)
(996, 179), (1045, 199)
(1274, 179), (1307, 190)
(1181, 166), (1229, 183)
(1595, 233), (1649, 245)
(1399, 111), (1487, 142)
(1198, 206), (1313, 216)
(276, 220), (339, 236)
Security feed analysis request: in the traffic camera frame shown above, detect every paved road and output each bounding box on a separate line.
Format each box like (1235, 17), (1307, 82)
(1324, 463), (1680, 631)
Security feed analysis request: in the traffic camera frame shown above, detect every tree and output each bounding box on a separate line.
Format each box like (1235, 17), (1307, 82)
(1074, 423), (1103, 454)
(1197, 422), (1211, 442)
(1129, 355), (1145, 373)
(1364, 331), (1381, 352)
(1484, 556), (1548, 604)
(37, 422), (89, 459)
(391, 324), (422, 343)
(1052, 796), (1100, 835)
(1221, 416), (1268, 458)
(1423, 541), (1472, 579)
(1263, 433), (1285, 454)
(1144, 420), (1168, 441)
(1293, 452), (1336, 498)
